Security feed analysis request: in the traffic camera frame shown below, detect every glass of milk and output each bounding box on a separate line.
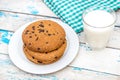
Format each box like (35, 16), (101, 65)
(82, 6), (116, 50)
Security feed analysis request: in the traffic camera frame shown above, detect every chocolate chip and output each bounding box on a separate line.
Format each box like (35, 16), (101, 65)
(29, 43), (31, 45)
(46, 42), (48, 44)
(48, 24), (51, 26)
(60, 38), (62, 40)
(32, 26), (35, 30)
(53, 33), (55, 35)
(32, 31), (34, 33)
(55, 56), (58, 59)
(46, 30), (48, 33)
(55, 48), (58, 50)
(24, 43), (26, 46)
(26, 30), (29, 32)
(45, 52), (48, 54)
(40, 22), (43, 24)
(25, 32), (28, 34)
(39, 24), (44, 27)
(37, 48), (40, 50)
(35, 34), (37, 36)
(37, 61), (42, 63)
(29, 36), (32, 38)
(35, 37), (39, 41)
(63, 42), (65, 44)
(32, 56), (34, 59)
(38, 29), (44, 33)
(48, 34), (51, 36)
(25, 30), (29, 34)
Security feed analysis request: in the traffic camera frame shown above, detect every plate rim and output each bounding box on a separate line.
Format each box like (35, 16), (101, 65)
(8, 19), (79, 74)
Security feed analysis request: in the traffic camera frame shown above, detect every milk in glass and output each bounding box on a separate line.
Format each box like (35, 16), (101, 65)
(83, 10), (115, 50)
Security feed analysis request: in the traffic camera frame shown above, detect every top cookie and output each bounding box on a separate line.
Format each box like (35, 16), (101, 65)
(22, 20), (66, 52)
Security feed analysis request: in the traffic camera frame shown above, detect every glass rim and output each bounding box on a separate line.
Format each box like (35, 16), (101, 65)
(82, 6), (117, 28)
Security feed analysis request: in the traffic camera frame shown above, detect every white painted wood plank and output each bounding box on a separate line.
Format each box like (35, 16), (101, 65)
(70, 43), (120, 75)
(0, 0), (57, 17)
(0, 30), (13, 54)
(0, 11), (56, 31)
(0, 42), (8, 54)
(0, 54), (119, 80)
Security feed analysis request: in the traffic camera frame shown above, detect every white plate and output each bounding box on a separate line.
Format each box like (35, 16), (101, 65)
(8, 19), (79, 74)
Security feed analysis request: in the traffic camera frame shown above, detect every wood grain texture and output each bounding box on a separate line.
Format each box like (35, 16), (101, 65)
(0, 54), (118, 80)
(0, 0), (120, 80)
(0, 0), (57, 17)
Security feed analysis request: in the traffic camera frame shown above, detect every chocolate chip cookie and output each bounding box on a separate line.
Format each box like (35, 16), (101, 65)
(22, 20), (66, 53)
(23, 40), (67, 64)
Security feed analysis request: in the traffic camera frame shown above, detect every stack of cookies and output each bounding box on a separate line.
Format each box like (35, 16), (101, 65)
(22, 20), (67, 64)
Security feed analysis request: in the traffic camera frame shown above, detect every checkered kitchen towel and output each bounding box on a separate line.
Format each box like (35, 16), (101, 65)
(44, 0), (120, 33)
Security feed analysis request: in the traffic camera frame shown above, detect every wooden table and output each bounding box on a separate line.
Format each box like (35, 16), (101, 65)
(0, 0), (120, 80)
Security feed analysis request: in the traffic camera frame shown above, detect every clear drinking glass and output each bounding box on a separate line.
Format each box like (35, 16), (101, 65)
(82, 6), (116, 50)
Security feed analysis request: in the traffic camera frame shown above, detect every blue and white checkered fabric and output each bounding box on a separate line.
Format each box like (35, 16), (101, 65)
(44, 0), (120, 33)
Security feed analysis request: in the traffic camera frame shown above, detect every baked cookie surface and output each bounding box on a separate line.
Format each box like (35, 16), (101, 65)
(22, 20), (66, 52)
(24, 50), (40, 64)
(23, 40), (67, 64)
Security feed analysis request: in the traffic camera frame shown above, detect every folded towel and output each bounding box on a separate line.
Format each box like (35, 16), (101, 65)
(44, 0), (120, 33)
